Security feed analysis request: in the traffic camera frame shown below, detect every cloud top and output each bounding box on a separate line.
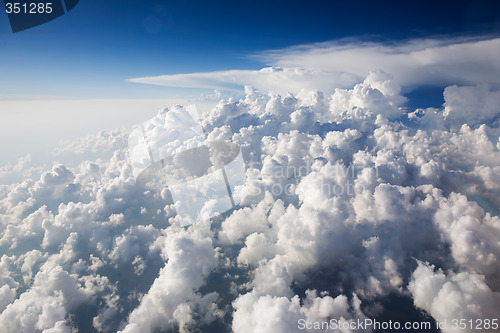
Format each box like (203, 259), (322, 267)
(2, 67), (500, 332)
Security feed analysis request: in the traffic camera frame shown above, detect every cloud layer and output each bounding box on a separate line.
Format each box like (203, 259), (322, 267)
(1, 69), (500, 332)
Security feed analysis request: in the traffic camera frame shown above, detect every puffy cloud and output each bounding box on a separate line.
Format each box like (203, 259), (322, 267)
(53, 129), (129, 156)
(232, 291), (370, 333)
(119, 223), (219, 332)
(0, 155), (42, 182)
(0, 261), (87, 332)
(433, 193), (500, 288)
(329, 70), (407, 121)
(2, 68), (500, 332)
(409, 261), (500, 333)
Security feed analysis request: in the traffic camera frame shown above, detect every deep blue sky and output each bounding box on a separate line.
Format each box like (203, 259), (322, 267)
(1, 0), (499, 99)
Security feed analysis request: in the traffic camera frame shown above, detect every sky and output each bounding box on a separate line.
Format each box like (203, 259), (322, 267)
(1, 0), (499, 163)
(1, 1), (500, 333)
(1, 0), (499, 99)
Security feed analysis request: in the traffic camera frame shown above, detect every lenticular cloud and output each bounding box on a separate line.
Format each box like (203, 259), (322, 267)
(1, 70), (500, 332)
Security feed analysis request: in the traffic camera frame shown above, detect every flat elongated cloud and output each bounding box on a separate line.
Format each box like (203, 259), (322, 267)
(128, 37), (500, 94)
(128, 67), (358, 95)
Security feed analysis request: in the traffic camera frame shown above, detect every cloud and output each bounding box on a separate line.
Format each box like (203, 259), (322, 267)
(232, 291), (370, 333)
(258, 37), (500, 89)
(443, 84), (500, 126)
(53, 129), (129, 156)
(409, 261), (500, 333)
(128, 37), (500, 95)
(433, 192), (500, 289)
(119, 223), (219, 332)
(129, 67), (357, 96)
(0, 261), (87, 332)
(2, 69), (500, 332)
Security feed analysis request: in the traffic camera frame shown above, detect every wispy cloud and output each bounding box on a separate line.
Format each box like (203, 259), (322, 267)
(128, 67), (359, 94)
(128, 36), (500, 94)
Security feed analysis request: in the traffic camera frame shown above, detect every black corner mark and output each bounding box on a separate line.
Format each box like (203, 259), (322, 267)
(63, 0), (78, 12)
(4, 0), (80, 33)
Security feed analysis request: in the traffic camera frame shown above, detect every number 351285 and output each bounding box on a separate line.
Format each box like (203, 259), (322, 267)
(5, 3), (53, 14)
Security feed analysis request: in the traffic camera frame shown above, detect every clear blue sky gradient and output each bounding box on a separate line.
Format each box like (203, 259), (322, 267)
(1, 0), (499, 99)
